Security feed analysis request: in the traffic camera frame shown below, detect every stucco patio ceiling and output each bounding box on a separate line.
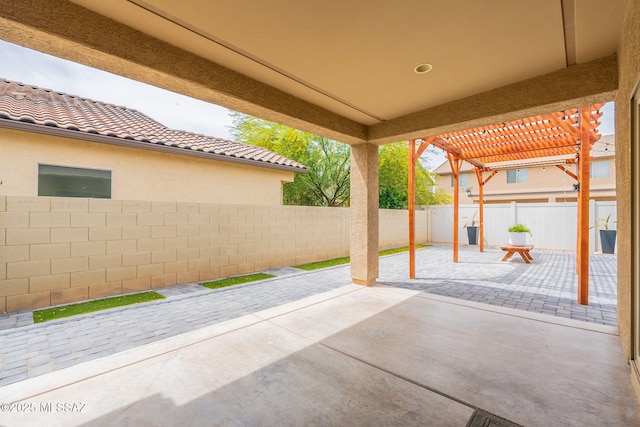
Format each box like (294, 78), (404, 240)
(0, 0), (626, 145)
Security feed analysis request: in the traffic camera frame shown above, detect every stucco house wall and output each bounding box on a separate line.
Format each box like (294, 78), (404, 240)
(0, 127), (293, 205)
(615, 0), (640, 362)
(0, 78), (307, 206)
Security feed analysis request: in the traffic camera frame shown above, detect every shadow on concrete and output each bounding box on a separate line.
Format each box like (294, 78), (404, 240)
(68, 291), (638, 426)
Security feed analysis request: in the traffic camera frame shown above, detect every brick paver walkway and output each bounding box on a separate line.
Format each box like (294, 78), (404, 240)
(0, 245), (617, 387)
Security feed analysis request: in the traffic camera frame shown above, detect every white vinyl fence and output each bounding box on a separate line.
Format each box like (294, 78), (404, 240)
(428, 201), (616, 253)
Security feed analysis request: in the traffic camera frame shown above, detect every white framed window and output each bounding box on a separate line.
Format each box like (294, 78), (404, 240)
(38, 164), (112, 198)
(450, 173), (468, 187)
(507, 168), (527, 184)
(590, 161), (610, 178)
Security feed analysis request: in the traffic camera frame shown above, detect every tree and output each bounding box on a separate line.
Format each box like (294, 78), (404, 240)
(230, 113), (350, 206)
(230, 113), (450, 208)
(379, 142), (451, 209)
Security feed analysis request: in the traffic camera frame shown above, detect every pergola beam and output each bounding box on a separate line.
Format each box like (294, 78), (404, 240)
(460, 139), (581, 161)
(467, 146), (581, 163)
(439, 111), (601, 163)
(556, 164), (579, 181)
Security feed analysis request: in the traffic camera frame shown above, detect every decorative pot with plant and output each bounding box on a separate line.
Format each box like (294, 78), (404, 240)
(508, 223), (531, 246)
(463, 211), (479, 245)
(591, 214), (617, 254)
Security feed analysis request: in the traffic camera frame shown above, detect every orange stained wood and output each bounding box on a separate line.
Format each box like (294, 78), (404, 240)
(447, 152), (463, 263)
(475, 169), (498, 252)
(500, 245), (535, 263)
(556, 164), (579, 181)
(431, 107), (602, 170)
(407, 104), (603, 306)
(475, 168), (484, 252)
(408, 140), (416, 279)
(408, 137), (433, 279)
(577, 106), (592, 305)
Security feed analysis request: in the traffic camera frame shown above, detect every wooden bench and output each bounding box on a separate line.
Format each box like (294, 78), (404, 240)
(500, 245), (534, 264)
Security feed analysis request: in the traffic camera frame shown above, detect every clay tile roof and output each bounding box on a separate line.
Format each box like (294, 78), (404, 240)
(0, 78), (306, 172)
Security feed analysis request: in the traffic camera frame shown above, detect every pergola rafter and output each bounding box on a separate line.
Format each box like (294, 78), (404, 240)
(408, 104), (604, 305)
(435, 110), (602, 167)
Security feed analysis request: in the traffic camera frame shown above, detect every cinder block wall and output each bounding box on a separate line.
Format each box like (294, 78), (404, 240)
(0, 196), (429, 313)
(379, 208), (431, 250)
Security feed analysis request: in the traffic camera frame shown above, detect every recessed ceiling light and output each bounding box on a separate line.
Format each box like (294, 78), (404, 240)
(414, 63), (433, 74)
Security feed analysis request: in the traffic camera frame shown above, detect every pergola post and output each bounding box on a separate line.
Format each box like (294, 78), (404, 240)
(447, 153), (463, 262)
(475, 169), (484, 252)
(408, 139), (416, 279)
(408, 138), (432, 279)
(577, 106), (592, 305)
(474, 169), (498, 252)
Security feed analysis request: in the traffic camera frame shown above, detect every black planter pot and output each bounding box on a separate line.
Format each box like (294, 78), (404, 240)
(600, 229), (617, 254)
(466, 226), (478, 245)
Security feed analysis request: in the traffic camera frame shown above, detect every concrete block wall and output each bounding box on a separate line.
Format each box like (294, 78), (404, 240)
(379, 208), (431, 250)
(0, 196), (429, 313)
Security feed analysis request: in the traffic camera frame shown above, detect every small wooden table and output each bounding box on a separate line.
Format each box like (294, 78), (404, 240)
(500, 245), (534, 264)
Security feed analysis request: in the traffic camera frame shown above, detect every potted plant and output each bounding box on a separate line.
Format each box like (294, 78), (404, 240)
(463, 210), (479, 245)
(591, 214), (617, 254)
(508, 223), (531, 246)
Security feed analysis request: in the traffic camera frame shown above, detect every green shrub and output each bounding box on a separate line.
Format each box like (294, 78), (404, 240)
(508, 223), (531, 234)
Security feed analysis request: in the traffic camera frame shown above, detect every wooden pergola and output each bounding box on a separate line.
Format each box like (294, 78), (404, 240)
(408, 104), (603, 305)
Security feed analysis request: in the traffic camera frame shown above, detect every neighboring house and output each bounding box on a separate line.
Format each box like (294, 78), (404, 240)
(433, 134), (616, 204)
(0, 78), (306, 205)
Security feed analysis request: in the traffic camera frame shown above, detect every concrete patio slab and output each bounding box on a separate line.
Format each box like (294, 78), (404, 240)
(1, 286), (637, 426)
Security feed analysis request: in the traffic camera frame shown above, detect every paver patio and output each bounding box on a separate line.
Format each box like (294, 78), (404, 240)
(381, 245), (617, 325)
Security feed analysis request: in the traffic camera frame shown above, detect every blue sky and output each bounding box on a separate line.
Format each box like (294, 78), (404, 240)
(0, 39), (615, 170)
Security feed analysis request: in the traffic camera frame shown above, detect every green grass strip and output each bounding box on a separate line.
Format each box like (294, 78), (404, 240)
(379, 244), (428, 256)
(200, 272), (276, 290)
(295, 244), (429, 271)
(33, 291), (165, 323)
(295, 256), (351, 271)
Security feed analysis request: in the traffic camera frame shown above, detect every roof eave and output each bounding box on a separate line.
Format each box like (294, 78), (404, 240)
(0, 119), (308, 174)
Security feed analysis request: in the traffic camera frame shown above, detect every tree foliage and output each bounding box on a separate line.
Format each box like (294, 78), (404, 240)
(230, 113), (450, 208)
(230, 113), (350, 206)
(379, 142), (451, 209)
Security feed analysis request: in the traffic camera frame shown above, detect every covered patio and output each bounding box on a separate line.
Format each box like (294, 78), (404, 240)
(1, 0), (639, 419)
